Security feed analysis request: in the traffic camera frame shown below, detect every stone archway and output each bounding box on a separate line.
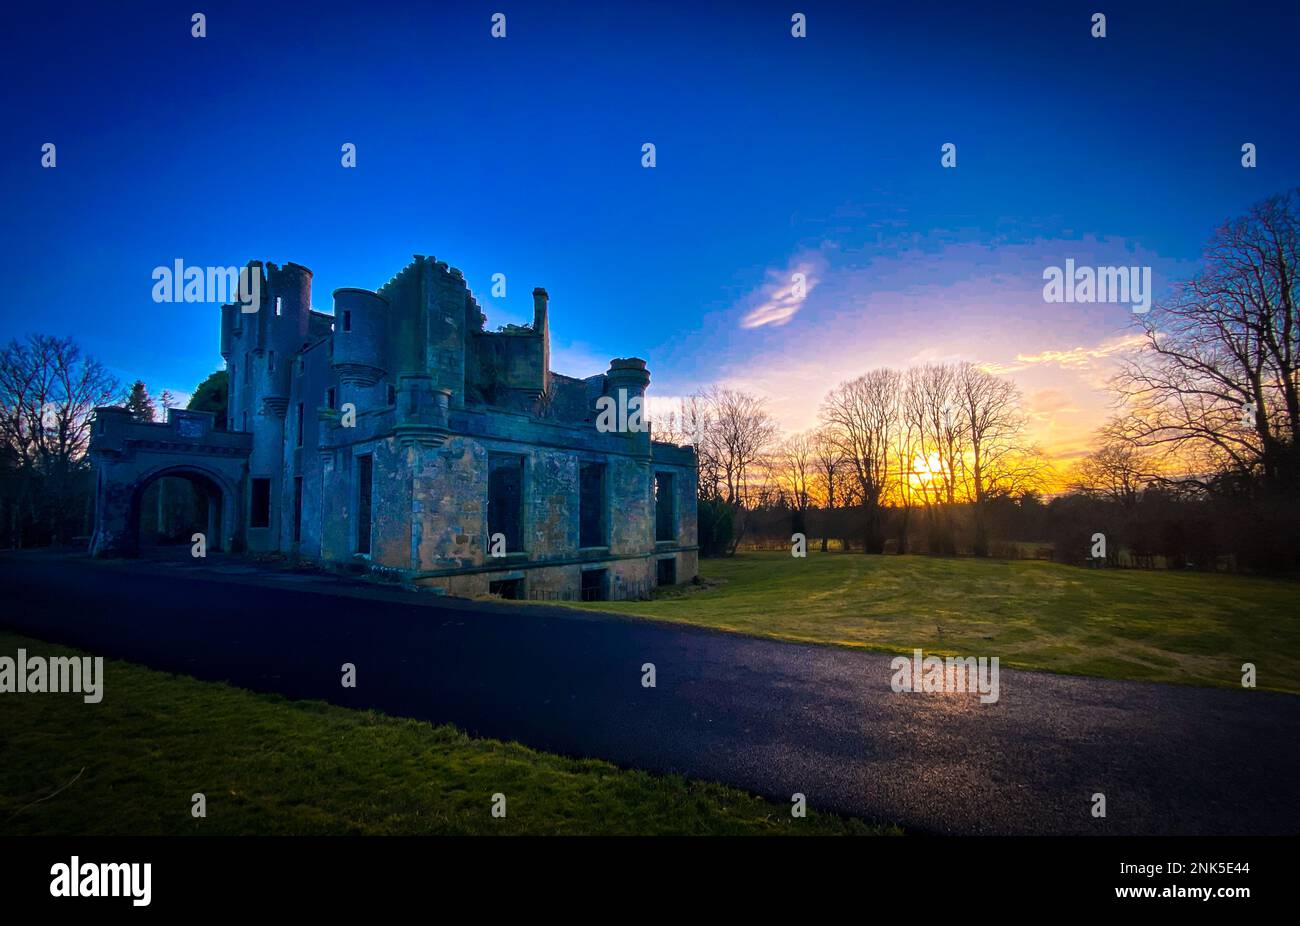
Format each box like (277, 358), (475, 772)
(89, 407), (252, 558)
(129, 465), (229, 554)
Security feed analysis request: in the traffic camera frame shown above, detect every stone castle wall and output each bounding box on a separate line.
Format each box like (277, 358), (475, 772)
(92, 255), (699, 601)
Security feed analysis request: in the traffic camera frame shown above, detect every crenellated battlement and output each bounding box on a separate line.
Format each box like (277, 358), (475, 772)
(91, 250), (698, 598)
(218, 254), (660, 433)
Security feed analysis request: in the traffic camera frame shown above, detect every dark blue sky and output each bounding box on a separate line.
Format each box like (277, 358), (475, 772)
(1, 0), (1296, 453)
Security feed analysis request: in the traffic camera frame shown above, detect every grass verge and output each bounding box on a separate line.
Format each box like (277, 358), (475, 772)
(564, 552), (1300, 693)
(0, 630), (890, 835)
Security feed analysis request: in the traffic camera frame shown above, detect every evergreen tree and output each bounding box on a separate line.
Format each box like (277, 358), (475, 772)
(124, 380), (156, 422)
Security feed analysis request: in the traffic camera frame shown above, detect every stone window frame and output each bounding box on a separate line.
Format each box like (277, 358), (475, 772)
(354, 452), (374, 558)
(575, 455), (610, 551)
(486, 450), (529, 557)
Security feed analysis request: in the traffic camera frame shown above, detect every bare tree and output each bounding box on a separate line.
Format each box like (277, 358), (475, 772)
(1112, 189), (1299, 491)
(953, 362), (1036, 554)
(809, 426), (848, 552)
(159, 388), (177, 422)
(652, 394), (722, 499)
(902, 364), (962, 553)
(891, 381), (923, 552)
(810, 426), (847, 511)
(1070, 441), (1149, 508)
(821, 369), (901, 553)
(772, 431), (816, 512)
(697, 386), (779, 507)
(746, 462), (781, 512)
(0, 334), (121, 545)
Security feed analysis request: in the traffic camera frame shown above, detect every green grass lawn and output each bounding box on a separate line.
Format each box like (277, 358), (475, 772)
(568, 553), (1300, 693)
(0, 631), (888, 836)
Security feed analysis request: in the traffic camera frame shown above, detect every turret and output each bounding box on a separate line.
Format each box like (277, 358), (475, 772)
(266, 262), (312, 357)
(248, 262), (311, 415)
(331, 289), (388, 383)
(331, 288), (389, 410)
(604, 358), (651, 456)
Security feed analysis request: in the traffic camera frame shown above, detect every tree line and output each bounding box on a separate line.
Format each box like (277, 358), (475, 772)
(655, 363), (1045, 559)
(656, 189), (1299, 572)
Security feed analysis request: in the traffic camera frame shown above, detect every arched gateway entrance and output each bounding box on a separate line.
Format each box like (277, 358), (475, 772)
(132, 466), (226, 553)
(88, 407), (252, 557)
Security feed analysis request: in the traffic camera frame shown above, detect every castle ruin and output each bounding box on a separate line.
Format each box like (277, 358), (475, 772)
(89, 256), (699, 600)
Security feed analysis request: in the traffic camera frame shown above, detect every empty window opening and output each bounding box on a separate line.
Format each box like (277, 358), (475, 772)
(579, 462), (605, 548)
(657, 557), (676, 586)
(488, 454), (524, 553)
(296, 402), (304, 447)
(489, 578), (523, 600)
(293, 476), (303, 542)
(250, 478), (271, 529)
(356, 455), (373, 555)
(343, 310), (352, 332)
(654, 472), (676, 541)
(326, 387), (336, 410)
(581, 569), (608, 602)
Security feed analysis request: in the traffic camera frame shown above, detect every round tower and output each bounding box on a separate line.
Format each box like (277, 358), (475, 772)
(261, 262), (313, 406)
(269, 262), (313, 346)
(605, 358), (652, 456)
(331, 288), (389, 407)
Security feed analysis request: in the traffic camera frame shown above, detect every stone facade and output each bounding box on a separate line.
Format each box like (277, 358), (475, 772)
(90, 256), (699, 601)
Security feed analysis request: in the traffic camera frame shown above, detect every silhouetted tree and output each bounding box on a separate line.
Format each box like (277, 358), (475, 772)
(125, 380), (156, 423)
(0, 334), (120, 546)
(187, 369), (228, 430)
(1071, 441), (1149, 508)
(822, 369), (900, 553)
(1113, 189), (1299, 491)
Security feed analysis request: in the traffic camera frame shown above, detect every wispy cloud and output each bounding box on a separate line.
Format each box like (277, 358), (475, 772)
(979, 333), (1146, 375)
(738, 254), (824, 329)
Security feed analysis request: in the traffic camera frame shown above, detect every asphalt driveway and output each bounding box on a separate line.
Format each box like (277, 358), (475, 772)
(2, 552), (1296, 835)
